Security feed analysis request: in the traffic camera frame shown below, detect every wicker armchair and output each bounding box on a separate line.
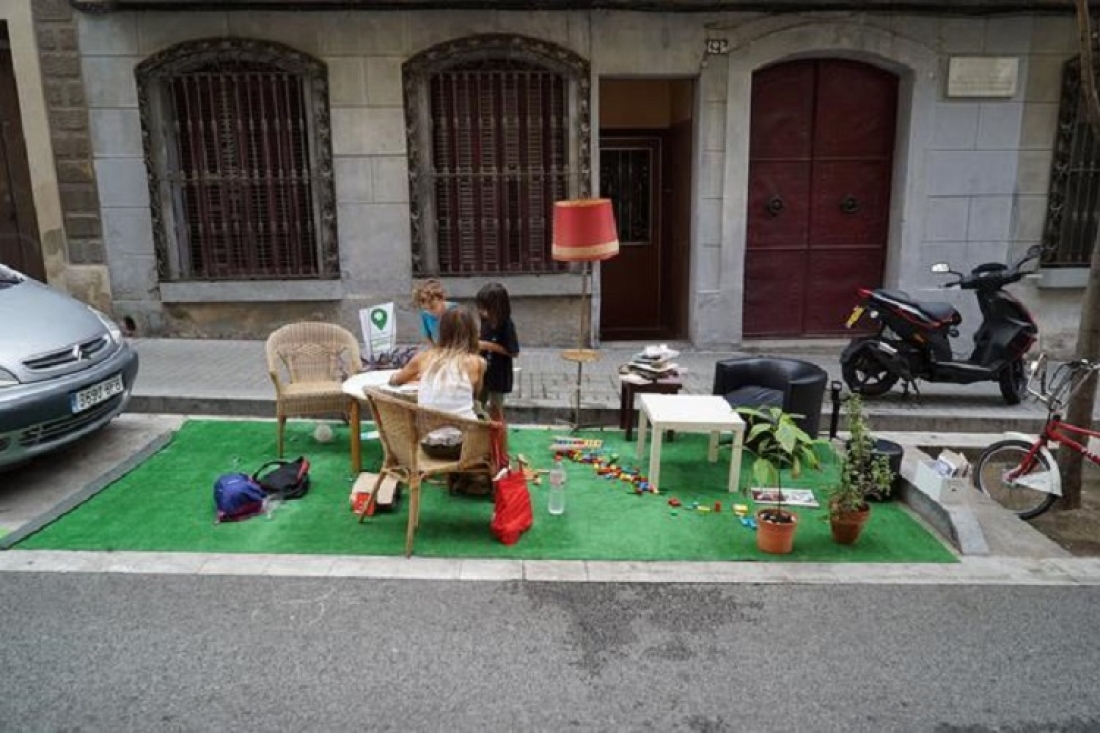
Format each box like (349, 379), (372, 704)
(266, 322), (361, 457)
(362, 387), (499, 557)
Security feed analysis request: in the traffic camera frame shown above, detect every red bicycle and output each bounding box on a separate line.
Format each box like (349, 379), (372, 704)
(973, 355), (1100, 519)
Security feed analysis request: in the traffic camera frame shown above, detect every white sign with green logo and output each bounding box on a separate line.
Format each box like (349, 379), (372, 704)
(359, 302), (395, 360)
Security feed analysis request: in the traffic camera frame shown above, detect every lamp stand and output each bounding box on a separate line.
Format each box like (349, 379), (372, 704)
(559, 261), (600, 432)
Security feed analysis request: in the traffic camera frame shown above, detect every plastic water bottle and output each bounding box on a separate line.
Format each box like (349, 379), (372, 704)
(263, 495), (282, 520)
(548, 456), (566, 515)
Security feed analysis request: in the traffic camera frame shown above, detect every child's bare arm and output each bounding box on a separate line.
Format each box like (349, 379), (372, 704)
(389, 352), (424, 386)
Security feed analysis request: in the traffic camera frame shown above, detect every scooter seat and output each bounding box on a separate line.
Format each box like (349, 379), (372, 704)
(873, 290), (960, 325)
(915, 301), (960, 324)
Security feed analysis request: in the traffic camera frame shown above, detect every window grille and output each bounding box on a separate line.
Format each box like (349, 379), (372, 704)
(402, 34), (592, 278)
(429, 62), (567, 275)
(137, 39), (337, 282)
(1043, 57), (1100, 268)
(169, 63), (316, 279)
(599, 146), (655, 245)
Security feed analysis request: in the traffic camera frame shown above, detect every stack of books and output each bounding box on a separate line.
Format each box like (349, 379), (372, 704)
(626, 347), (680, 380)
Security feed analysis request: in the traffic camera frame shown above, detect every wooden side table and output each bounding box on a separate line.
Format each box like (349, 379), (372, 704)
(619, 375), (683, 441)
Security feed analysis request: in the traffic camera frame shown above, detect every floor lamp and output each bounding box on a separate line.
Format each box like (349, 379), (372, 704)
(552, 199), (620, 430)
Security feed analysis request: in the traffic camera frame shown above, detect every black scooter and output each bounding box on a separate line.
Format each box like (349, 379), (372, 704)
(840, 245), (1040, 405)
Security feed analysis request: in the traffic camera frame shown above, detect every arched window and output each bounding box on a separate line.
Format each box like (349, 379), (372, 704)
(137, 39), (336, 281)
(1044, 57), (1100, 268)
(404, 35), (591, 276)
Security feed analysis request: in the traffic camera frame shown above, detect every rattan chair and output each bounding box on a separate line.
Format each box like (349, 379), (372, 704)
(362, 387), (499, 556)
(266, 322), (361, 457)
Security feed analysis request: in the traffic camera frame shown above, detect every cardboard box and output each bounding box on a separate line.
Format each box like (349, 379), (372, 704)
(913, 460), (971, 504)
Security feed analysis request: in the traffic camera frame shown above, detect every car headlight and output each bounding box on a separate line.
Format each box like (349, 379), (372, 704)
(91, 308), (123, 344)
(0, 368), (20, 388)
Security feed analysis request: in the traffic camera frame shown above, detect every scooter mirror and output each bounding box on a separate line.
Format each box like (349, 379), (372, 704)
(930, 263), (951, 274)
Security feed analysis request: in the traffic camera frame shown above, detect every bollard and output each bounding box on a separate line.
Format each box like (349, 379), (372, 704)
(829, 380), (844, 440)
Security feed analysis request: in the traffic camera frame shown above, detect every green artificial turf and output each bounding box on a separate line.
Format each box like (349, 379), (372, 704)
(16, 419), (956, 563)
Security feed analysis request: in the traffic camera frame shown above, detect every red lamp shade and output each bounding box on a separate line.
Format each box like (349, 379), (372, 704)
(552, 199), (619, 262)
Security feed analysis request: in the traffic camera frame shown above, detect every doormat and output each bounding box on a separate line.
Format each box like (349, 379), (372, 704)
(14, 420), (956, 563)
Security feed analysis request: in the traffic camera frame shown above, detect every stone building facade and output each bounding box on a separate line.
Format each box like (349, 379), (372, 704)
(19, 1), (1094, 353)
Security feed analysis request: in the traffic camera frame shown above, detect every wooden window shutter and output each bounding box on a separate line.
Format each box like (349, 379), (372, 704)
(169, 62), (319, 280)
(429, 60), (567, 275)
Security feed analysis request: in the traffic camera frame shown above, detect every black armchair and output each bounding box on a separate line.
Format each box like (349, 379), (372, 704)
(712, 357), (828, 437)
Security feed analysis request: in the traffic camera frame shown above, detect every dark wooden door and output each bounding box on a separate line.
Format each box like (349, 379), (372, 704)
(0, 47), (44, 281)
(744, 59), (896, 337)
(599, 134), (663, 339)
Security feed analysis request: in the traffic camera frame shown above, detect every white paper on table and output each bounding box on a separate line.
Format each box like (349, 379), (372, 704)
(359, 302), (396, 361)
(343, 369), (400, 393)
(342, 370), (419, 401)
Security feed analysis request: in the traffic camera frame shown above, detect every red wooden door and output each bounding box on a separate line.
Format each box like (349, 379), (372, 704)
(744, 59), (897, 337)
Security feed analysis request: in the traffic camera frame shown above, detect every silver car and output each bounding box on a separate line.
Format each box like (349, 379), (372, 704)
(0, 265), (139, 470)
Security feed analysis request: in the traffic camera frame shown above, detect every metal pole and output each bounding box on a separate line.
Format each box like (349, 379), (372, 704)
(829, 380), (843, 440)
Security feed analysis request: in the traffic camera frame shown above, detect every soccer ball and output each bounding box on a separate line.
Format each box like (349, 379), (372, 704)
(313, 423), (334, 443)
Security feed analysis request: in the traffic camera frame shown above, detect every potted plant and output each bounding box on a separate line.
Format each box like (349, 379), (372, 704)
(828, 395), (894, 544)
(736, 406), (823, 555)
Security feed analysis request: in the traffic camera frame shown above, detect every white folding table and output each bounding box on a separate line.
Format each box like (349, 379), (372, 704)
(635, 394), (746, 494)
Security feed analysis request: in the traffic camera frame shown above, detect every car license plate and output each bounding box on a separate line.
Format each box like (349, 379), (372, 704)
(845, 305), (865, 329)
(71, 374), (124, 414)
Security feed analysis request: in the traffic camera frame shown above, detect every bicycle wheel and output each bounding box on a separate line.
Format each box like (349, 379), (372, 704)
(973, 439), (1059, 520)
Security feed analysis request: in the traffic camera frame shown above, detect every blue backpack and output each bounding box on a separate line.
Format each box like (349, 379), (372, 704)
(214, 473), (267, 523)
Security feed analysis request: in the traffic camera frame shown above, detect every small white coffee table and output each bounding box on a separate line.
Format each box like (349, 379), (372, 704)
(635, 394), (746, 494)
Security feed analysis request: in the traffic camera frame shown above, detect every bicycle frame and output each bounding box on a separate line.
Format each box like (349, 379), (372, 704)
(1041, 417), (1100, 465)
(1005, 357), (1100, 496)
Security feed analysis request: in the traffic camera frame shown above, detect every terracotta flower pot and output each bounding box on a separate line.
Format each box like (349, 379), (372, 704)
(756, 509), (798, 554)
(830, 505), (871, 545)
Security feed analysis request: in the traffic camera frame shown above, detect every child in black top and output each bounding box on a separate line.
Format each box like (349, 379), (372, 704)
(476, 282), (520, 425)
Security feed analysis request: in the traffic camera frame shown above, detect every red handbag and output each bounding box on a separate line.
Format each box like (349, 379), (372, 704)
(489, 422), (533, 545)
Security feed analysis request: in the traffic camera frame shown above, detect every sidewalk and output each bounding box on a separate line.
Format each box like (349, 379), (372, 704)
(127, 337), (1090, 433)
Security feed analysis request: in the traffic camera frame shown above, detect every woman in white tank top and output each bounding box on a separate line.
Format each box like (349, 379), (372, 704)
(389, 306), (486, 418)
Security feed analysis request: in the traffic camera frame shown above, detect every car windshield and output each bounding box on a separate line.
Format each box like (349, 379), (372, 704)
(0, 265), (24, 288)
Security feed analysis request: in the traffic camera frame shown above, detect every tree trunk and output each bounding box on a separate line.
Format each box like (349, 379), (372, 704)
(1056, 227), (1100, 510)
(1060, 0), (1100, 509)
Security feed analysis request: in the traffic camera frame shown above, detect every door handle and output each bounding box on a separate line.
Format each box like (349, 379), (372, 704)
(840, 195), (860, 214)
(766, 196), (784, 217)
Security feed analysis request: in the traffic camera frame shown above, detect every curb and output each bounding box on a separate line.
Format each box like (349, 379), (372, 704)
(128, 394), (1049, 435)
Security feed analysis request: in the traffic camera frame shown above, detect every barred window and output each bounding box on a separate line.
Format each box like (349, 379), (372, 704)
(137, 39), (337, 281)
(1043, 57), (1100, 268)
(404, 35), (591, 277)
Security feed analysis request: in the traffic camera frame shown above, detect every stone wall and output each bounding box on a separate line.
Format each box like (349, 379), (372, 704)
(31, 0), (103, 269)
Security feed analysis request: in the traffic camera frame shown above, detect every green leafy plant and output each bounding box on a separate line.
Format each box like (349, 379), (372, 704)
(828, 394), (894, 517)
(735, 406), (824, 523)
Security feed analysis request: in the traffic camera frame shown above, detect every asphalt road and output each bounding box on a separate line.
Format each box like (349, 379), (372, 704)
(0, 574), (1097, 732)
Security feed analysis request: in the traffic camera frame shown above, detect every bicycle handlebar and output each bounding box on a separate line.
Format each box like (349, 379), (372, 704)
(1026, 355), (1100, 411)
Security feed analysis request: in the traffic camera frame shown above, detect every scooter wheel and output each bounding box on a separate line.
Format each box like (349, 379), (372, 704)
(841, 341), (899, 397)
(998, 359), (1027, 405)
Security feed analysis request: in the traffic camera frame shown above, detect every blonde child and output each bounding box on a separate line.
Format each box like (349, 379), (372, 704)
(412, 279), (456, 348)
